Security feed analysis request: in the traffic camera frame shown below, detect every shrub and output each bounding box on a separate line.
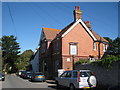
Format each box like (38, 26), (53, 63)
(99, 55), (120, 68)
(75, 59), (90, 65)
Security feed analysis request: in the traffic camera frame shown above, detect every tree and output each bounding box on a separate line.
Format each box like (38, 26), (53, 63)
(15, 50), (33, 70)
(2, 35), (20, 73)
(104, 37), (120, 56)
(104, 37), (112, 43)
(111, 37), (120, 55)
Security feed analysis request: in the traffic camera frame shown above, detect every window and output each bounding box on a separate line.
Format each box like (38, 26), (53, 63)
(69, 43), (78, 55)
(73, 71), (78, 78)
(60, 71), (72, 78)
(93, 42), (96, 50)
(80, 72), (88, 77)
(66, 71), (72, 78)
(60, 72), (67, 77)
(103, 44), (107, 52)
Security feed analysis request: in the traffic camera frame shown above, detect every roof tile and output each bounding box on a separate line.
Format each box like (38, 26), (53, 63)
(42, 27), (61, 40)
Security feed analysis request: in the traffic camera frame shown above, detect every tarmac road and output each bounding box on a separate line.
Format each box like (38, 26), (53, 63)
(1, 74), (57, 89)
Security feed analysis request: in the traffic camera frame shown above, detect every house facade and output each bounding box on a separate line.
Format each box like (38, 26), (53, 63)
(39, 6), (108, 79)
(30, 48), (40, 72)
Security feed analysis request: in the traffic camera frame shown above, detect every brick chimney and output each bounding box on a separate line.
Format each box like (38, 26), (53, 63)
(84, 21), (92, 29)
(74, 6), (82, 21)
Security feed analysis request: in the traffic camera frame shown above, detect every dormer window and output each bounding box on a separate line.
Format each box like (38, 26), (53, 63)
(93, 42), (96, 50)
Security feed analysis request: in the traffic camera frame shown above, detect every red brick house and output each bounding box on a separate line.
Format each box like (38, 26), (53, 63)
(39, 6), (108, 79)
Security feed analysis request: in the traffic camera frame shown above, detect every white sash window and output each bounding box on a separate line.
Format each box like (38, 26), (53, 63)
(103, 44), (107, 52)
(93, 42), (96, 50)
(70, 43), (78, 55)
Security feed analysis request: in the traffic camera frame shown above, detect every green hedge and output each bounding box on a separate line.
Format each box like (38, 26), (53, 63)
(75, 55), (120, 69)
(75, 59), (90, 65)
(99, 55), (120, 68)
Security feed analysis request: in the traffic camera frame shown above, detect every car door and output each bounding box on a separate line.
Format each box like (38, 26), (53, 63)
(58, 71), (67, 86)
(64, 71), (72, 87)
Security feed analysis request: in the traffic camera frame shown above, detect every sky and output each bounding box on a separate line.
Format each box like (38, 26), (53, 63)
(2, 2), (118, 53)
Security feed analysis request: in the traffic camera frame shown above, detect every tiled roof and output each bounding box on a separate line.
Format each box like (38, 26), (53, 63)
(43, 22), (108, 42)
(55, 22), (74, 38)
(55, 21), (108, 42)
(42, 27), (61, 40)
(90, 30), (108, 42)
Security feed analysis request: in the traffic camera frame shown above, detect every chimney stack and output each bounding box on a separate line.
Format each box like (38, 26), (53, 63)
(84, 21), (92, 29)
(74, 6), (82, 21)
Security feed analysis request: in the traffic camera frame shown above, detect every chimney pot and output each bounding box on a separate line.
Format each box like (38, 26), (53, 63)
(74, 6), (82, 21)
(84, 21), (92, 29)
(75, 6), (80, 10)
(85, 21), (90, 24)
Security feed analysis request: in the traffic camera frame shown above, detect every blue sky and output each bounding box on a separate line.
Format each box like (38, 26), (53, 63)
(2, 2), (118, 53)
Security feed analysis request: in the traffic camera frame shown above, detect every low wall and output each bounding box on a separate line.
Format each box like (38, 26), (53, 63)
(75, 61), (120, 88)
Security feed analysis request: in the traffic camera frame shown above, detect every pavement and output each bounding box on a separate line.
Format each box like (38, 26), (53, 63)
(45, 80), (56, 84)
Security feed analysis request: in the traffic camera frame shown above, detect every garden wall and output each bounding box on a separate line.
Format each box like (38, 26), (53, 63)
(75, 61), (120, 88)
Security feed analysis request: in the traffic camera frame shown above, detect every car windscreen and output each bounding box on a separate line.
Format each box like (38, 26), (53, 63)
(80, 72), (88, 77)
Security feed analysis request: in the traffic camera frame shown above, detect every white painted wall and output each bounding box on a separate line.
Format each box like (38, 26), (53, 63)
(30, 50), (39, 72)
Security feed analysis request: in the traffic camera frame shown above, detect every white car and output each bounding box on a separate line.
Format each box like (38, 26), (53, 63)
(55, 70), (97, 90)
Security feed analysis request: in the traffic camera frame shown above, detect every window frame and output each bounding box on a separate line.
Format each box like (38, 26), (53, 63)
(93, 42), (97, 51)
(103, 44), (107, 52)
(69, 42), (78, 55)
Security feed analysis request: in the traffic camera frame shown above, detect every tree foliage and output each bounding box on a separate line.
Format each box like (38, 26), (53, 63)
(2, 35), (20, 73)
(100, 37), (120, 68)
(105, 37), (120, 55)
(15, 50), (33, 70)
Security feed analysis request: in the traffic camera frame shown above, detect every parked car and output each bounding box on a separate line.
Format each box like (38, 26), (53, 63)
(26, 72), (32, 79)
(20, 70), (27, 78)
(30, 72), (46, 82)
(17, 70), (25, 77)
(23, 71), (32, 79)
(55, 70), (97, 90)
(18, 70), (23, 76)
(0, 72), (5, 81)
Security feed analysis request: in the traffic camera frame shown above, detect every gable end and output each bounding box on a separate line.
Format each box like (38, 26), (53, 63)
(61, 19), (97, 41)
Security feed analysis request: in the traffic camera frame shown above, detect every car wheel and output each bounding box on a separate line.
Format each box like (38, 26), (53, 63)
(88, 75), (97, 86)
(70, 84), (75, 90)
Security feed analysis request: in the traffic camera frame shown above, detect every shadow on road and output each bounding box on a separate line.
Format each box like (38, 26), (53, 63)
(48, 85), (69, 90)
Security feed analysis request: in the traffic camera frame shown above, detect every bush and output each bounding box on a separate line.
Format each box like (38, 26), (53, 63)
(99, 55), (120, 68)
(75, 59), (90, 65)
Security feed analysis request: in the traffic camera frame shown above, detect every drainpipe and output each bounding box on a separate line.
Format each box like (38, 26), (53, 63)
(72, 55), (75, 70)
(98, 37), (103, 59)
(98, 42), (101, 59)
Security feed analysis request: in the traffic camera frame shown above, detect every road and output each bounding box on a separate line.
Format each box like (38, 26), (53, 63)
(1, 74), (57, 89)
(1, 74), (116, 90)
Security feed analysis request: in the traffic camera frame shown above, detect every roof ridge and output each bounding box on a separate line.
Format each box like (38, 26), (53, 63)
(43, 27), (61, 32)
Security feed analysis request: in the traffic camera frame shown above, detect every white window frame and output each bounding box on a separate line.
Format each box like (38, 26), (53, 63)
(103, 44), (107, 52)
(93, 42), (96, 50)
(70, 43), (78, 55)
